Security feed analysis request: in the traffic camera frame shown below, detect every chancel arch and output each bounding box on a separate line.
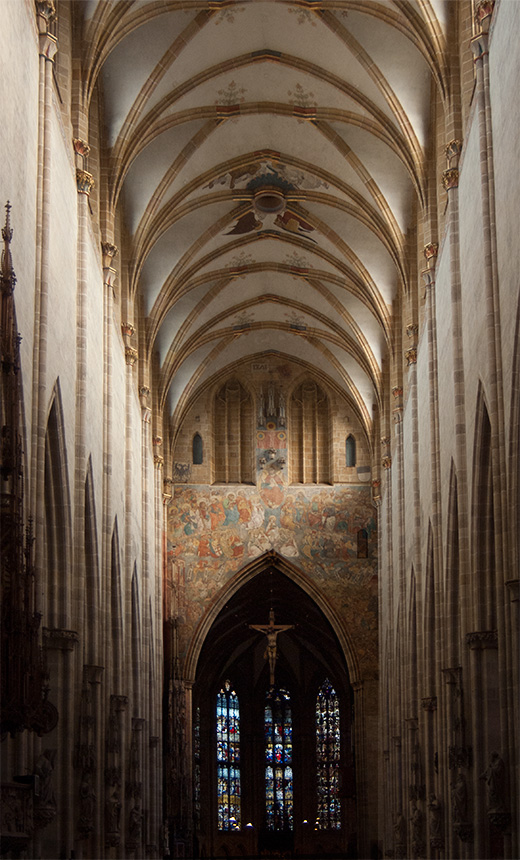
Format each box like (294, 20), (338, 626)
(191, 562), (356, 860)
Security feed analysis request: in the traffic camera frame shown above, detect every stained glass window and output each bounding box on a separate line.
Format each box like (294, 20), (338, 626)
(264, 688), (293, 831)
(194, 706), (201, 828)
(316, 679), (341, 829)
(217, 680), (241, 830)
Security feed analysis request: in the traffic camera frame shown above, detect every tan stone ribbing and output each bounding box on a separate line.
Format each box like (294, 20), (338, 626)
(472, 24), (516, 856)
(30, 19), (58, 604)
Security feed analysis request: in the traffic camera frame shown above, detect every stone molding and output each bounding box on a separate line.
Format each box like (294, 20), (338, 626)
(466, 629), (498, 650)
(42, 627), (79, 651)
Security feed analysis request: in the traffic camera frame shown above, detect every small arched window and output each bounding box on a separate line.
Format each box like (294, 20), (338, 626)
(217, 680), (241, 830)
(357, 528), (368, 558)
(192, 432), (203, 464)
(345, 434), (356, 467)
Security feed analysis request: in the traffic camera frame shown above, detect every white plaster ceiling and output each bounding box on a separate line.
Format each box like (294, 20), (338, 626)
(83, 0), (450, 441)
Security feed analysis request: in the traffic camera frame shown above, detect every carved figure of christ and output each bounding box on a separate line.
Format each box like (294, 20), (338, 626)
(249, 608), (294, 686)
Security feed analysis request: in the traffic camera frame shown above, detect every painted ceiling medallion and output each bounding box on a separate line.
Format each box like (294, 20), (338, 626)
(253, 187), (286, 216)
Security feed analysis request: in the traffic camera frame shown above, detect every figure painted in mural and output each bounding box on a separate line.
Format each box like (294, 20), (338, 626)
(259, 463), (285, 508)
(223, 493), (240, 526)
(225, 210), (262, 235)
(274, 210), (316, 241)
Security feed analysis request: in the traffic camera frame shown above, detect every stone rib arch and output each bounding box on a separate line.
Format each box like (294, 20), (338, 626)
(184, 551), (361, 686)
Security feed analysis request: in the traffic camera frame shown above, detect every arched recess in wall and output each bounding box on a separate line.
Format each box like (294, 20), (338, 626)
(510, 305), (520, 584)
(184, 552), (360, 686)
(424, 526), (436, 697)
(408, 570), (418, 715)
(214, 378), (253, 484)
(131, 565), (142, 709)
(472, 387), (497, 631)
(44, 383), (72, 629)
(84, 457), (100, 664)
(289, 380), (331, 484)
(110, 519), (123, 687)
(346, 434), (356, 468)
(446, 462), (461, 665)
(193, 432), (203, 465)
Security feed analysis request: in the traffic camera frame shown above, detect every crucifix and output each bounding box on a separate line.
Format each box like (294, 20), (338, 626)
(249, 608), (294, 686)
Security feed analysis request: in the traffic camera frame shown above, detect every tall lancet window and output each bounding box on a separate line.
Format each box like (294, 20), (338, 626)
(316, 679), (341, 829)
(216, 680), (241, 830)
(265, 688), (293, 831)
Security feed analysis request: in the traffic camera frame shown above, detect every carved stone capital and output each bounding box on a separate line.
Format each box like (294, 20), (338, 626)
(471, 31), (489, 61)
(38, 31), (58, 61)
(382, 455), (392, 470)
(84, 665), (104, 684)
(405, 717), (418, 731)
(392, 735), (402, 748)
(454, 823), (473, 843)
(132, 717), (145, 732)
(392, 386), (403, 399)
(442, 666), (462, 685)
(150, 736), (160, 749)
(153, 435), (163, 447)
(466, 629), (498, 650)
(393, 406), (403, 424)
(442, 168), (459, 191)
(76, 169), (94, 196)
(380, 436), (390, 448)
(43, 627), (79, 651)
(73, 138), (90, 158)
(421, 696), (437, 712)
(405, 347), (417, 366)
(154, 454), (164, 470)
(125, 346), (138, 366)
(505, 579), (519, 603)
(406, 323), (418, 341)
(110, 694), (128, 713)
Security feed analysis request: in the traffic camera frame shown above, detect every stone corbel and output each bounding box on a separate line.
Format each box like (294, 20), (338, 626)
(76, 169), (94, 196)
(125, 346), (138, 366)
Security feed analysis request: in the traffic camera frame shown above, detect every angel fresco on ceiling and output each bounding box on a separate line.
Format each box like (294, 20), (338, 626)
(225, 206), (317, 242)
(206, 160), (328, 192)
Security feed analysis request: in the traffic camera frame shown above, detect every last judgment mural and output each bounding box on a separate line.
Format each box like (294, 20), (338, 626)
(167, 480), (377, 673)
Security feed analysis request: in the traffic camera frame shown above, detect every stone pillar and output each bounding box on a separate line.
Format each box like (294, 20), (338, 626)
(41, 628), (79, 858)
(31, 0), (58, 606)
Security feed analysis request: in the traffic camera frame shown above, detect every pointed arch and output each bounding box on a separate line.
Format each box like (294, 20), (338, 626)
(289, 380), (331, 483)
(472, 386), (497, 631)
(131, 564), (142, 709)
(408, 568), (418, 716)
(214, 377), (253, 483)
(43, 382), (72, 628)
(192, 431), (203, 465)
(111, 518), (124, 686)
(446, 461), (461, 665)
(345, 433), (356, 468)
(185, 552), (361, 685)
(424, 524), (436, 696)
(510, 304), (520, 584)
(84, 456), (100, 664)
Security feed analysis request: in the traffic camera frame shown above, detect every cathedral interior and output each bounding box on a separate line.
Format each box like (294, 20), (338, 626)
(0, 1), (518, 858)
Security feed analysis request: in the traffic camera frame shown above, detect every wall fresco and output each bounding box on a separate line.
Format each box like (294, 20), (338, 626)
(167, 480), (378, 675)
